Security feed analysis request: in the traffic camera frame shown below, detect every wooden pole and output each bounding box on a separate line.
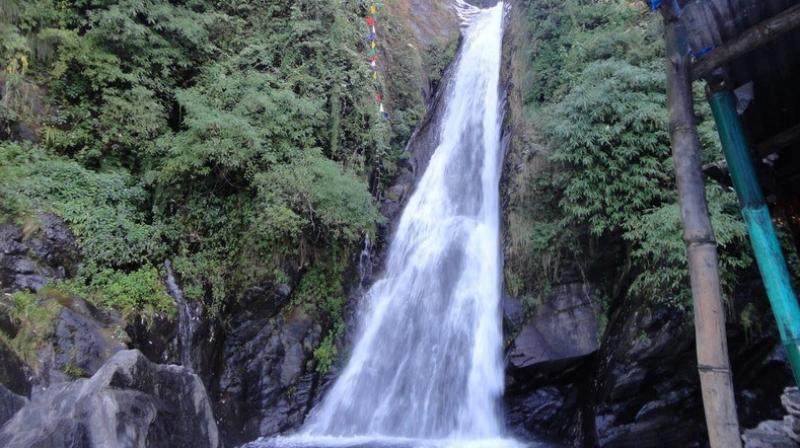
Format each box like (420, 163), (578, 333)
(662, 6), (743, 448)
(692, 4), (800, 80)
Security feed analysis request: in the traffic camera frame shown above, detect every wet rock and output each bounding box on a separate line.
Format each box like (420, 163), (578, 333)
(502, 294), (526, 335)
(743, 420), (798, 448)
(126, 261), (224, 382)
(598, 416), (701, 448)
(164, 260), (207, 372)
(37, 296), (128, 385)
(0, 385), (26, 427)
(784, 388), (800, 442)
(508, 283), (600, 370)
(0, 214), (80, 293)
(0, 349), (219, 448)
(592, 296), (703, 448)
(505, 385), (572, 440)
(125, 312), (178, 365)
(213, 284), (322, 446)
(744, 388), (800, 447)
(0, 338), (31, 397)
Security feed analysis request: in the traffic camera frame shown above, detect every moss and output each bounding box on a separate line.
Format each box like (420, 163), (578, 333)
(2, 290), (61, 367)
(313, 333), (338, 375)
(291, 250), (349, 373)
(423, 38), (459, 88)
(62, 362), (88, 379)
(53, 265), (176, 324)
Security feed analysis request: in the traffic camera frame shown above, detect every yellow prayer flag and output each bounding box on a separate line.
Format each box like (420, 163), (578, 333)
(369, 5), (378, 14)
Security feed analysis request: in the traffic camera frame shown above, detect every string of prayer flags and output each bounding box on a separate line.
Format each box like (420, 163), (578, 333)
(364, 2), (389, 120)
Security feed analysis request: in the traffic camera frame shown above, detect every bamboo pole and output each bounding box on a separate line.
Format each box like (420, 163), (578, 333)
(662, 7), (743, 448)
(708, 89), (800, 386)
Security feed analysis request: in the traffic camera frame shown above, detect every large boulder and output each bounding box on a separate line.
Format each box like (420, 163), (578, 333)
(0, 214), (80, 293)
(7, 295), (130, 386)
(504, 283), (600, 441)
(0, 349), (219, 448)
(743, 387), (800, 447)
(508, 283), (601, 371)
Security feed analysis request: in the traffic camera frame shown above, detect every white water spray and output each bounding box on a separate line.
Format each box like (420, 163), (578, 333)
(247, 3), (527, 447)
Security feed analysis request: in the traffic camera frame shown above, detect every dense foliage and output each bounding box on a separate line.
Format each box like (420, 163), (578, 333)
(511, 0), (752, 310)
(0, 0), (409, 318)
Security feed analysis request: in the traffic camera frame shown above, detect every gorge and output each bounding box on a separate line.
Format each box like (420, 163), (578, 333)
(0, 0), (797, 447)
(248, 4), (525, 447)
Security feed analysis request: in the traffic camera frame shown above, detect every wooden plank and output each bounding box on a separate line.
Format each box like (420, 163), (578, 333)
(692, 4), (800, 80)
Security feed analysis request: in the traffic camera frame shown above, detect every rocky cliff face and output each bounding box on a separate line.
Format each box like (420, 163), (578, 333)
(0, 3), (465, 448)
(498, 1), (794, 446)
(0, 3), (793, 448)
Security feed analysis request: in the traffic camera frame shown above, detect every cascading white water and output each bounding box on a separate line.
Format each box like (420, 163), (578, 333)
(247, 3), (529, 448)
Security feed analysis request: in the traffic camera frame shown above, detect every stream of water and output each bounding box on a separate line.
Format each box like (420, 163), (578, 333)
(246, 3), (528, 447)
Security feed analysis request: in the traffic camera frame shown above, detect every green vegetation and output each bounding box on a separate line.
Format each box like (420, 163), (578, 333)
(0, 0), (431, 319)
(291, 252), (348, 373)
(510, 0), (752, 310)
(0, 290), (62, 366)
(56, 265), (175, 320)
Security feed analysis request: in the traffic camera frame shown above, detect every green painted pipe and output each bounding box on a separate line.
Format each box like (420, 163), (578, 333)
(709, 89), (800, 385)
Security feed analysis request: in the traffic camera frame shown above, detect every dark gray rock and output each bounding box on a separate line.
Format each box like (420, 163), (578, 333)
(744, 387), (800, 447)
(0, 349), (219, 448)
(598, 416), (701, 448)
(213, 285), (323, 446)
(592, 296), (703, 448)
(0, 339), (32, 396)
(35, 296), (128, 385)
(0, 385), (26, 427)
(0, 214), (80, 293)
(743, 420), (798, 448)
(505, 385), (570, 440)
(502, 294), (526, 335)
(508, 283), (600, 370)
(503, 284), (600, 442)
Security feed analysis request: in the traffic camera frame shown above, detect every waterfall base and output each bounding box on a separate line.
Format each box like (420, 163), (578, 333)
(241, 435), (535, 448)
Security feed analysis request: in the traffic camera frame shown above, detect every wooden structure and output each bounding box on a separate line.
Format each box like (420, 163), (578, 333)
(655, 0), (800, 446)
(682, 0), (800, 232)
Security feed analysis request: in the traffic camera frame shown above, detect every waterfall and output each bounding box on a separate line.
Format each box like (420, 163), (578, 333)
(247, 3), (529, 447)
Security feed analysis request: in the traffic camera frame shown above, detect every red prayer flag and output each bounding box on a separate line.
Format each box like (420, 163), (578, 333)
(366, 16), (376, 27)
